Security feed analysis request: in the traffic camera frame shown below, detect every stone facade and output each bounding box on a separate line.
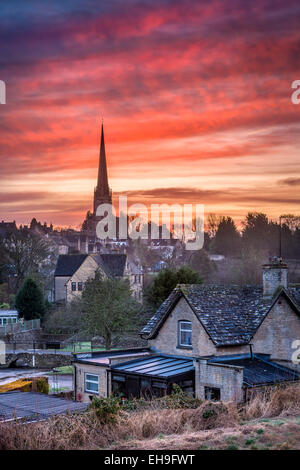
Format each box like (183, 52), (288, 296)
(196, 360), (244, 402)
(55, 254), (143, 303)
(150, 297), (216, 356)
(54, 276), (69, 302)
(74, 363), (110, 402)
(65, 256), (100, 302)
(149, 292), (300, 372)
(252, 294), (300, 370)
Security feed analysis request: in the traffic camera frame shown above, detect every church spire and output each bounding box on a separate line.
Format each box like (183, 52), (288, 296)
(93, 121), (112, 213)
(97, 122), (109, 195)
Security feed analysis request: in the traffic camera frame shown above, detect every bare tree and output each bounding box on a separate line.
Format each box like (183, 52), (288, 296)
(0, 230), (51, 288)
(206, 213), (222, 238)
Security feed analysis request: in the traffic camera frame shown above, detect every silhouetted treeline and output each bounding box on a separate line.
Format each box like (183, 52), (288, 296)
(207, 212), (300, 259)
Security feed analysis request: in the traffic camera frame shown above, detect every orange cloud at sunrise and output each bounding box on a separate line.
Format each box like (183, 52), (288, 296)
(0, 0), (299, 227)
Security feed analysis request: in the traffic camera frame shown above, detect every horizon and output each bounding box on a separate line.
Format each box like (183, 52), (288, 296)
(0, 1), (300, 227)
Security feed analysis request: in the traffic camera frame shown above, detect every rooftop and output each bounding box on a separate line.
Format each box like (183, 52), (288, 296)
(54, 254), (88, 277)
(111, 355), (195, 379)
(141, 284), (300, 346)
(94, 253), (127, 277)
(208, 354), (300, 387)
(73, 348), (150, 366)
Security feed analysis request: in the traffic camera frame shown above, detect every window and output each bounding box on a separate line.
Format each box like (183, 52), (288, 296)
(178, 321), (192, 347)
(71, 282), (76, 291)
(205, 387), (221, 401)
(112, 374), (126, 397)
(85, 373), (99, 393)
(78, 282), (83, 291)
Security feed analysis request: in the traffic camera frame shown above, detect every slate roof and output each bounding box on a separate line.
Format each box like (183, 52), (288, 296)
(94, 254), (127, 277)
(140, 284), (300, 346)
(208, 355), (300, 387)
(54, 253), (139, 280)
(54, 254), (88, 277)
(0, 392), (87, 422)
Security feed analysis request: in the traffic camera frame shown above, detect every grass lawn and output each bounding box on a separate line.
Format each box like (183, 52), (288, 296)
(60, 342), (105, 353)
(60, 342), (120, 353)
(49, 365), (74, 375)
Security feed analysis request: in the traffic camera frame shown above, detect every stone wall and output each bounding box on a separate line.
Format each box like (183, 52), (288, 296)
(196, 359), (244, 402)
(252, 295), (300, 365)
(4, 351), (72, 368)
(5, 328), (43, 346)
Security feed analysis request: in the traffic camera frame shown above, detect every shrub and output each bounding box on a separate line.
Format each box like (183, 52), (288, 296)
(36, 378), (49, 395)
(89, 396), (121, 424)
(163, 383), (202, 409)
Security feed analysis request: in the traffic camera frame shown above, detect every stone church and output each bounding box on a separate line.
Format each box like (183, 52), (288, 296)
(83, 123), (113, 235)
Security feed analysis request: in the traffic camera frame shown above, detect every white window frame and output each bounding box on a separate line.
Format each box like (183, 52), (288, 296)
(84, 373), (99, 394)
(178, 320), (192, 347)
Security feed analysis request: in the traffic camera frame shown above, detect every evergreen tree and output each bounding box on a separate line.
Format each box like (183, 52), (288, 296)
(212, 217), (241, 257)
(144, 265), (202, 310)
(15, 278), (46, 320)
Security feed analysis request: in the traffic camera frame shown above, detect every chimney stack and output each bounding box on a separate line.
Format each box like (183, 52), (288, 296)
(262, 257), (288, 298)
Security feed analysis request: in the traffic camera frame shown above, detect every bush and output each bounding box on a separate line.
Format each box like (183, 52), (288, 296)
(121, 384), (202, 411)
(163, 383), (202, 409)
(89, 396), (121, 424)
(0, 303), (10, 309)
(36, 378), (49, 395)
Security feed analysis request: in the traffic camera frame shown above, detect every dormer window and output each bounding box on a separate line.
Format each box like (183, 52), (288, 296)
(178, 321), (192, 347)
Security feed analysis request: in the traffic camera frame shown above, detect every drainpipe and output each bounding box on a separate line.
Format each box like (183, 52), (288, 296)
(249, 344), (253, 360)
(106, 369), (110, 397)
(74, 364), (77, 401)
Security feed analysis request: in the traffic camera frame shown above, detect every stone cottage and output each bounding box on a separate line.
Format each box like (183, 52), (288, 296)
(54, 253), (143, 303)
(73, 258), (300, 403)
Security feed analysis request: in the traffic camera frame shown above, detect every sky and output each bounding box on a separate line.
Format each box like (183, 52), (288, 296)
(0, 0), (299, 228)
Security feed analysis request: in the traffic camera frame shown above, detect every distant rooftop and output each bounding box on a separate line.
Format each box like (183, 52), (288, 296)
(54, 254), (88, 277)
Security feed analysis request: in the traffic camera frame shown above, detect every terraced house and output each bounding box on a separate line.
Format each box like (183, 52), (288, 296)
(74, 258), (300, 403)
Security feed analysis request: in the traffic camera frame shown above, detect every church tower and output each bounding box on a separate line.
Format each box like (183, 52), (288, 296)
(93, 123), (112, 212)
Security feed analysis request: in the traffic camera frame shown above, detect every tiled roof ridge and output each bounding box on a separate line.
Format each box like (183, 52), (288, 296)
(140, 283), (300, 346)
